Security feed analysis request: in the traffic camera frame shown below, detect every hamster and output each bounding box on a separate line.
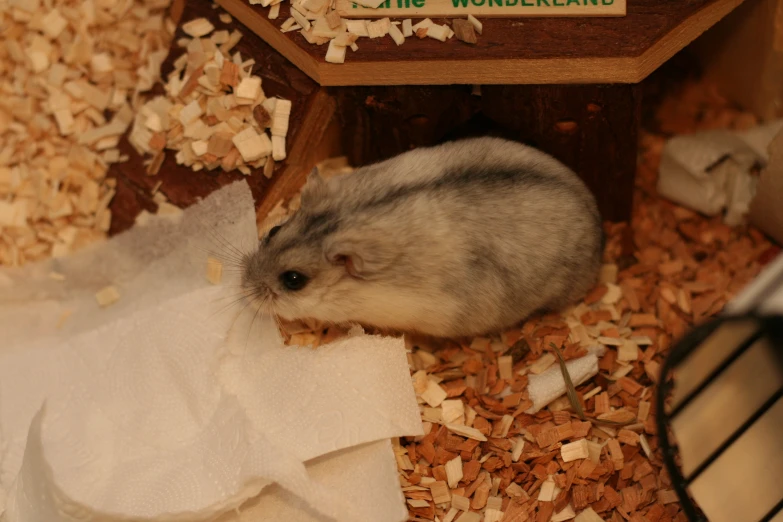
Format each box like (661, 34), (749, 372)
(241, 137), (604, 338)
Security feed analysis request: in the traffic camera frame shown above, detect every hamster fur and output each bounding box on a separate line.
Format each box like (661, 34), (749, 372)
(241, 137), (604, 338)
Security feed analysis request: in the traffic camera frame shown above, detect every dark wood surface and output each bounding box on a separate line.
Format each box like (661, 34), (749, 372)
(333, 83), (640, 222)
(481, 84), (641, 222)
(332, 86), (479, 162)
(107, 0), (335, 235)
(280, 0), (718, 62)
(216, 0), (744, 84)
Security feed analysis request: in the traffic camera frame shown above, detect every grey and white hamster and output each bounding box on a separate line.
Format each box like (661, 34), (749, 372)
(241, 136), (603, 338)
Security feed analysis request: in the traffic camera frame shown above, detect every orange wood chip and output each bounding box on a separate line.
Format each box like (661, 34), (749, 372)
(594, 392), (610, 415)
(148, 132), (167, 151)
(618, 429), (640, 447)
(584, 284), (609, 304)
(462, 459), (481, 483)
(618, 376), (644, 395)
(607, 439), (624, 470)
(577, 458), (598, 478)
(179, 64), (205, 100)
(418, 441), (436, 464)
(536, 501), (555, 522)
(471, 480), (491, 509)
(629, 313), (659, 327)
(219, 61), (239, 87)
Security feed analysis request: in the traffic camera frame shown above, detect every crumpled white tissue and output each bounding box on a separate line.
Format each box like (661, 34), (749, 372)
(0, 180), (423, 522)
(657, 119), (783, 225)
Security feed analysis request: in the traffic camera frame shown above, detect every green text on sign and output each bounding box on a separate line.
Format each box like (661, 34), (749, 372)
(337, 0), (625, 17)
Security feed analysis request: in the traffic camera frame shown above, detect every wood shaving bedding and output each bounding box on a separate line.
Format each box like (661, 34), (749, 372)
(0, 0), (175, 266)
(128, 16), (293, 176)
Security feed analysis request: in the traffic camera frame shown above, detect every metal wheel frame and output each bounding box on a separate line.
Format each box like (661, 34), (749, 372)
(656, 309), (783, 522)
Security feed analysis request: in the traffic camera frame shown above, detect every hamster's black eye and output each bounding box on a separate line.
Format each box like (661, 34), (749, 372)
(268, 225), (281, 239)
(280, 271), (309, 291)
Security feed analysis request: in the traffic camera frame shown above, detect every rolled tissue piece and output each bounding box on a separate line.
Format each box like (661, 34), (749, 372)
(657, 119), (783, 226)
(0, 180), (423, 522)
(525, 346), (606, 413)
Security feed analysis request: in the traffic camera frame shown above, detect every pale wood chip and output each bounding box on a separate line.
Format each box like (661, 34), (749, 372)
(560, 439), (590, 462)
(425, 24), (449, 42)
(445, 423), (487, 441)
(420, 379), (448, 407)
(467, 14), (483, 34)
(445, 455), (463, 488)
(95, 285), (120, 307)
(182, 18), (215, 38)
(574, 507), (605, 522)
(529, 352), (556, 374)
(206, 257), (223, 284)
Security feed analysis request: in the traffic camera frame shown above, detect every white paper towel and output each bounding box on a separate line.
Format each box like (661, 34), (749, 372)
(0, 181), (422, 522)
(214, 440), (409, 522)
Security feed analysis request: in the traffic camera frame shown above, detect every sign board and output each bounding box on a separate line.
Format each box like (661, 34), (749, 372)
(336, 0), (625, 18)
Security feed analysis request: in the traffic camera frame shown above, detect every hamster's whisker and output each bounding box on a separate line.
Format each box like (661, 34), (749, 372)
(198, 232), (247, 265)
(271, 311), (285, 337)
(226, 295), (258, 334)
(202, 225), (250, 261)
(210, 288), (254, 305)
(236, 296), (265, 368)
(208, 293), (255, 320)
(255, 298), (284, 338)
(245, 296), (268, 351)
(256, 296), (273, 317)
(197, 251), (244, 271)
(207, 286), (257, 317)
(199, 247), (244, 268)
(257, 301), (283, 338)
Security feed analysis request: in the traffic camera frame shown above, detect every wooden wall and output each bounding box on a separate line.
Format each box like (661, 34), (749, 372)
(694, 0), (783, 120)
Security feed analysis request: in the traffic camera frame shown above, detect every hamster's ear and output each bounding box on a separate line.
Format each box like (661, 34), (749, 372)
(325, 235), (398, 280)
(300, 167), (327, 207)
